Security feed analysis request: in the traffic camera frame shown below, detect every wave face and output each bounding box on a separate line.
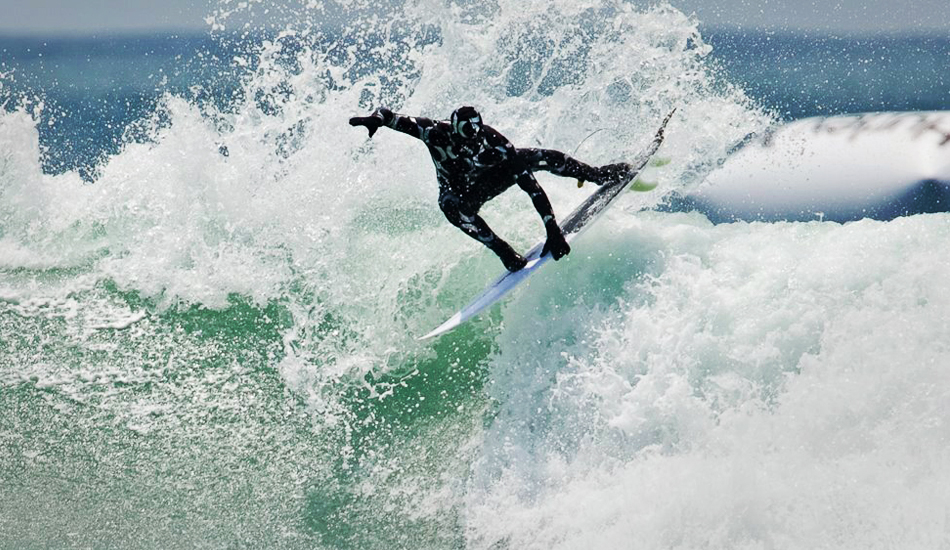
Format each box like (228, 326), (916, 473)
(2, 1), (949, 548)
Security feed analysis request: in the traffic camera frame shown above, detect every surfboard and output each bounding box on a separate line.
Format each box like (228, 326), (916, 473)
(419, 109), (676, 340)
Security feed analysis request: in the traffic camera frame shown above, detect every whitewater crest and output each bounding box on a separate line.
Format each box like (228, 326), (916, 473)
(1, 0), (764, 392)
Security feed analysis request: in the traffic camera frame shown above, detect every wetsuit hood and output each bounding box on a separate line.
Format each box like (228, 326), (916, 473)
(450, 106), (483, 139)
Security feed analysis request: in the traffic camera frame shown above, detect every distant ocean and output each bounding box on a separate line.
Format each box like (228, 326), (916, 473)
(3, 28), (948, 176)
(2, 3), (949, 548)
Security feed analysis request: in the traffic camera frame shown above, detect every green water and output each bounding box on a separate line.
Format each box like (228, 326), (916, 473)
(0, 281), (498, 549)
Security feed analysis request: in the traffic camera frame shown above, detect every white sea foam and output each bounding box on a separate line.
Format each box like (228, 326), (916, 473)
(465, 212), (950, 548)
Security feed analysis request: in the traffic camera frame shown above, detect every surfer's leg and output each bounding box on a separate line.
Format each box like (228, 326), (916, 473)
(518, 148), (597, 179)
(439, 192), (527, 272)
(517, 148), (630, 186)
(513, 171), (570, 260)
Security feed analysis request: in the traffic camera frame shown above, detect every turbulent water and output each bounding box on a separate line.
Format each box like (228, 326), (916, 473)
(2, 1), (949, 548)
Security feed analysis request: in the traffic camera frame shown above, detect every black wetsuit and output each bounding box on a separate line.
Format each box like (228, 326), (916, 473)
(353, 107), (627, 271)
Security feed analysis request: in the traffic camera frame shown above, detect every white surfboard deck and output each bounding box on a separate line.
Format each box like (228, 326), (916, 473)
(419, 109), (675, 340)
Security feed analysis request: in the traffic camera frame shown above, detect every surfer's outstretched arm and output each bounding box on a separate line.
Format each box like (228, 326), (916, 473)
(349, 107), (436, 142)
(514, 172), (570, 260)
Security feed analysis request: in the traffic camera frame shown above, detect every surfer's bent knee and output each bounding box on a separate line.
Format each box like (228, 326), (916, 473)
(439, 193), (476, 228)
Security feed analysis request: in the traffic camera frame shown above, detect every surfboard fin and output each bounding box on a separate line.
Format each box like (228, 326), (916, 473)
(630, 178), (659, 192)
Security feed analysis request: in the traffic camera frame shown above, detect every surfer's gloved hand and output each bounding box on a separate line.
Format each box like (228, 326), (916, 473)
(349, 114), (384, 138)
(541, 221), (570, 260)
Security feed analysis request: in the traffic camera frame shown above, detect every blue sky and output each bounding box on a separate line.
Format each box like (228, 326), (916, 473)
(1, 0), (948, 35)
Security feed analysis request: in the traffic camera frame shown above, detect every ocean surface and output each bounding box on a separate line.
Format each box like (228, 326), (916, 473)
(2, 1), (949, 548)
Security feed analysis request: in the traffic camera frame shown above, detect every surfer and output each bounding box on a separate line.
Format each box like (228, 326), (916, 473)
(349, 106), (631, 272)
